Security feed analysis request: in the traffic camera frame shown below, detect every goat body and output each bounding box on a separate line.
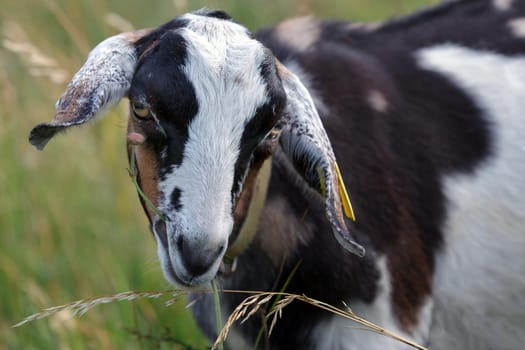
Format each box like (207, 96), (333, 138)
(228, 2), (525, 349)
(29, 1), (525, 349)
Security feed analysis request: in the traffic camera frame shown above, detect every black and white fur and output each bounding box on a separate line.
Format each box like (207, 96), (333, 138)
(29, 1), (525, 349)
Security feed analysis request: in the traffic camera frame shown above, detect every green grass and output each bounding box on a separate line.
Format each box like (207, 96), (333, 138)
(0, 0), (435, 348)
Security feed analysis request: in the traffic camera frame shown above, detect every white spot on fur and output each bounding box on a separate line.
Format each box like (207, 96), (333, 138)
(508, 17), (525, 38)
(276, 16), (321, 52)
(418, 44), (525, 350)
(312, 257), (428, 349)
(156, 14), (269, 286)
(493, 0), (514, 11)
(346, 21), (383, 32)
(367, 89), (389, 113)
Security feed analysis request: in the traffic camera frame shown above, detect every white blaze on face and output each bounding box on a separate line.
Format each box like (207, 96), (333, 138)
(157, 14), (269, 275)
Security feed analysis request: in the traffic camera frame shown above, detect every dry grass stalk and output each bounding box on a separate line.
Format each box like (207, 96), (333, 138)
(105, 12), (135, 33)
(268, 295), (295, 335)
(3, 22), (69, 84)
(213, 291), (428, 350)
(41, 0), (91, 54)
(213, 293), (270, 347)
(14, 288), (427, 350)
(12, 290), (175, 328)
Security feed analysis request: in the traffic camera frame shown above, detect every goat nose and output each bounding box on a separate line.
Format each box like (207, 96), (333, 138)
(177, 235), (224, 276)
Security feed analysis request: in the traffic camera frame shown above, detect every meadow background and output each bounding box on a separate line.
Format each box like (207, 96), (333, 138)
(1, 0), (435, 348)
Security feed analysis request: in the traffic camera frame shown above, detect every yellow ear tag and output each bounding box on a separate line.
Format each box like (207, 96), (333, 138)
(334, 162), (356, 221)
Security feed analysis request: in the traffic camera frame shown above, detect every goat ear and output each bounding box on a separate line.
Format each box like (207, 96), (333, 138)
(28, 30), (150, 150)
(276, 61), (365, 257)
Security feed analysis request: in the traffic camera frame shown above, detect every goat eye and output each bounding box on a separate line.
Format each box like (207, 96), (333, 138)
(132, 103), (152, 119)
(266, 126), (281, 141)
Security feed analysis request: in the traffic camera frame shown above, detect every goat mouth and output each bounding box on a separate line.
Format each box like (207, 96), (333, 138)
(153, 228), (220, 288)
(151, 221), (193, 287)
(161, 252), (215, 288)
(151, 217), (228, 287)
(164, 260), (192, 287)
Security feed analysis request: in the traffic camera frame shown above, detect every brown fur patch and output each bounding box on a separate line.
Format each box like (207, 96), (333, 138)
(122, 28), (153, 42)
(388, 235), (432, 330)
(128, 123), (160, 221)
(256, 196), (315, 266)
(230, 161), (265, 248)
(385, 186), (433, 331)
(275, 59), (292, 80)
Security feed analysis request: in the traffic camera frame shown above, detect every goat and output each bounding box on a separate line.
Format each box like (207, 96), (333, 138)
(29, 1), (525, 349)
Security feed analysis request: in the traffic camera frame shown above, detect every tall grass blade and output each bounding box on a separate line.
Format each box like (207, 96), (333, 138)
(211, 280), (224, 350)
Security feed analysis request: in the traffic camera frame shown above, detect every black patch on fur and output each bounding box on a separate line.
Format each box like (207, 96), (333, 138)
(231, 53), (286, 198)
(315, 0), (525, 56)
(231, 102), (274, 198)
(131, 30), (198, 179)
(170, 187), (182, 211)
(134, 17), (189, 55)
(194, 9), (232, 21)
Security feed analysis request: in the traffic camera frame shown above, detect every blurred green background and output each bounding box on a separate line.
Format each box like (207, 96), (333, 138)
(1, 0), (435, 348)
